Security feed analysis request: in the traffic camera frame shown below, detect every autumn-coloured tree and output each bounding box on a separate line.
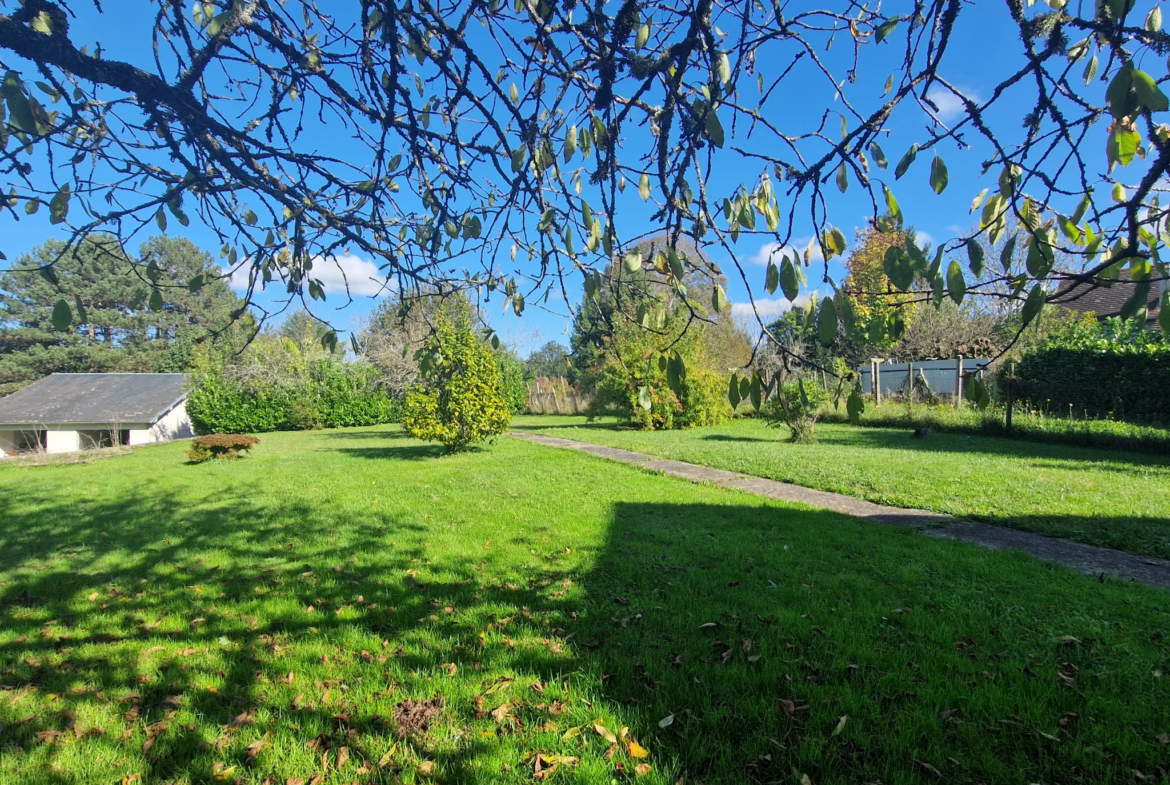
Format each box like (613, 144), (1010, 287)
(841, 227), (919, 349)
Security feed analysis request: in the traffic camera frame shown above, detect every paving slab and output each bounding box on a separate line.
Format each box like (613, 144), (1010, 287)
(509, 430), (1170, 590)
(925, 521), (1170, 590)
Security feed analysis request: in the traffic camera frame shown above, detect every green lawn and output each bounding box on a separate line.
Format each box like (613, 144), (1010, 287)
(1, 426), (1169, 785)
(522, 415), (1170, 560)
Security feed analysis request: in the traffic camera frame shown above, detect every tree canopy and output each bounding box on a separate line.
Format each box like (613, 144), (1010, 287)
(0, 234), (247, 394)
(3, 0), (1170, 370)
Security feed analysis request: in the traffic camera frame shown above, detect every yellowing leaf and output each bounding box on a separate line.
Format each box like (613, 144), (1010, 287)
(627, 740), (649, 758)
(635, 763), (652, 777)
(593, 723), (617, 744)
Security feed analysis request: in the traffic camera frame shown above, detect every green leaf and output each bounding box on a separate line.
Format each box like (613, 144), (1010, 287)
(715, 52), (731, 85)
(765, 260), (779, 295)
(705, 109), (725, 148)
(511, 146), (528, 173)
(638, 173), (651, 201)
(38, 265), (58, 286)
(817, 296), (838, 346)
(749, 371), (762, 412)
(188, 273), (205, 293)
(564, 124), (578, 161)
(1106, 64), (1137, 120)
(1000, 233), (1017, 272)
(1148, 6), (1163, 31)
(929, 156), (948, 194)
(1021, 283), (1046, 327)
(882, 185), (902, 225)
(780, 257), (799, 301)
(24, 199), (40, 215)
(966, 239), (985, 277)
(51, 298), (72, 331)
(48, 183), (70, 224)
(883, 247), (914, 291)
(666, 353), (685, 394)
(868, 142), (887, 169)
(1132, 69), (1168, 112)
(3, 85), (37, 137)
(875, 17), (900, 43)
(636, 22), (650, 50)
(156, 207), (168, 231)
(712, 285), (729, 313)
(30, 10), (54, 35)
(894, 144), (917, 179)
(969, 188), (989, 214)
(728, 374), (741, 408)
(1112, 182), (1127, 203)
(946, 260), (966, 304)
(836, 162), (849, 193)
(73, 295), (88, 326)
(321, 329), (339, 353)
(148, 287), (164, 312)
(1083, 54), (1098, 85)
(623, 250), (643, 275)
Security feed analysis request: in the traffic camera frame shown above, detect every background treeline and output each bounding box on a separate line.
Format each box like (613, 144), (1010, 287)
(0, 234), (250, 396)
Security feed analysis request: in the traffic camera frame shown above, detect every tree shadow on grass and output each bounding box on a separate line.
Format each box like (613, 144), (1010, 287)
(2, 455), (1169, 784)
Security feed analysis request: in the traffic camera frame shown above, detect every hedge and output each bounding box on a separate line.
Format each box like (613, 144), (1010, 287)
(187, 359), (401, 435)
(1015, 318), (1170, 423)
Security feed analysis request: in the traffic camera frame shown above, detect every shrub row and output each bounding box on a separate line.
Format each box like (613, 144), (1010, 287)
(1015, 318), (1170, 424)
(187, 359), (401, 435)
(819, 402), (1170, 455)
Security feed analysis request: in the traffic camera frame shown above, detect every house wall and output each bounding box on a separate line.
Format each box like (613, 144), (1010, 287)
(129, 401), (193, 446)
(0, 430), (16, 458)
(45, 429), (81, 454)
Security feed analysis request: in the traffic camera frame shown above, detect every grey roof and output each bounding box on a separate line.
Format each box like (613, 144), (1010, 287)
(0, 374), (189, 427)
(1053, 269), (1164, 323)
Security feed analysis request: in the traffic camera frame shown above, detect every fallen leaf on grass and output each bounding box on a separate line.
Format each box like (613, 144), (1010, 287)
(285, 778), (304, 785)
(336, 746), (350, 768)
(417, 760), (435, 777)
(593, 723), (617, 744)
(658, 714), (674, 728)
(913, 759), (943, 778)
(831, 715), (847, 737)
(635, 763), (652, 777)
(777, 699), (795, 717)
(627, 740), (649, 758)
(225, 711), (255, 728)
(244, 737), (267, 764)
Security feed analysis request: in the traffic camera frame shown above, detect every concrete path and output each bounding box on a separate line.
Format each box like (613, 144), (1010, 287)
(510, 431), (1170, 590)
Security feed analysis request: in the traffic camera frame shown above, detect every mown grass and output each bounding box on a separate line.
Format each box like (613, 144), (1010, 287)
(521, 415), (1170, 561)
(0, 426), (1168, 785)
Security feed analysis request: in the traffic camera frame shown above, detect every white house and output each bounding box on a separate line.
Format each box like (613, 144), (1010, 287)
(0, 373), (193, 457)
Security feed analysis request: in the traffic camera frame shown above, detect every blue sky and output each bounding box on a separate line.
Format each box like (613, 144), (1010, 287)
(0, 2), (1123, 356)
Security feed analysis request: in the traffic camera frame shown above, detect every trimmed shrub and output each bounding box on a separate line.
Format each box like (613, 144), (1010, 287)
(403, 313), (511, 452)
(187, 434), (260, 463)
(187, 359), (401, 435)
(1016, 318), (1170, 423)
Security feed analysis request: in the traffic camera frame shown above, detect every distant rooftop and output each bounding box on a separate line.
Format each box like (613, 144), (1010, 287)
(0, 373), (189, 427)
(1053, 269), (1164, 323)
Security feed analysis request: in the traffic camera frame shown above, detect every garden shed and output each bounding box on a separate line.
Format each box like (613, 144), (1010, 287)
(0, 373), (193, 457)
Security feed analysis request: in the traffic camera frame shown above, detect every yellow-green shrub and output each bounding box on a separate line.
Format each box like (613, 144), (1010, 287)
(403, 310), (511, 452)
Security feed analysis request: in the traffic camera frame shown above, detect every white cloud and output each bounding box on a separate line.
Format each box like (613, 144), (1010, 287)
(748, 239), (823, 266)
(731, 293), (816, 322)
(225, 254), (390, 297)
(925, 85), (979, 123)
(915, 230), (933, 248)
